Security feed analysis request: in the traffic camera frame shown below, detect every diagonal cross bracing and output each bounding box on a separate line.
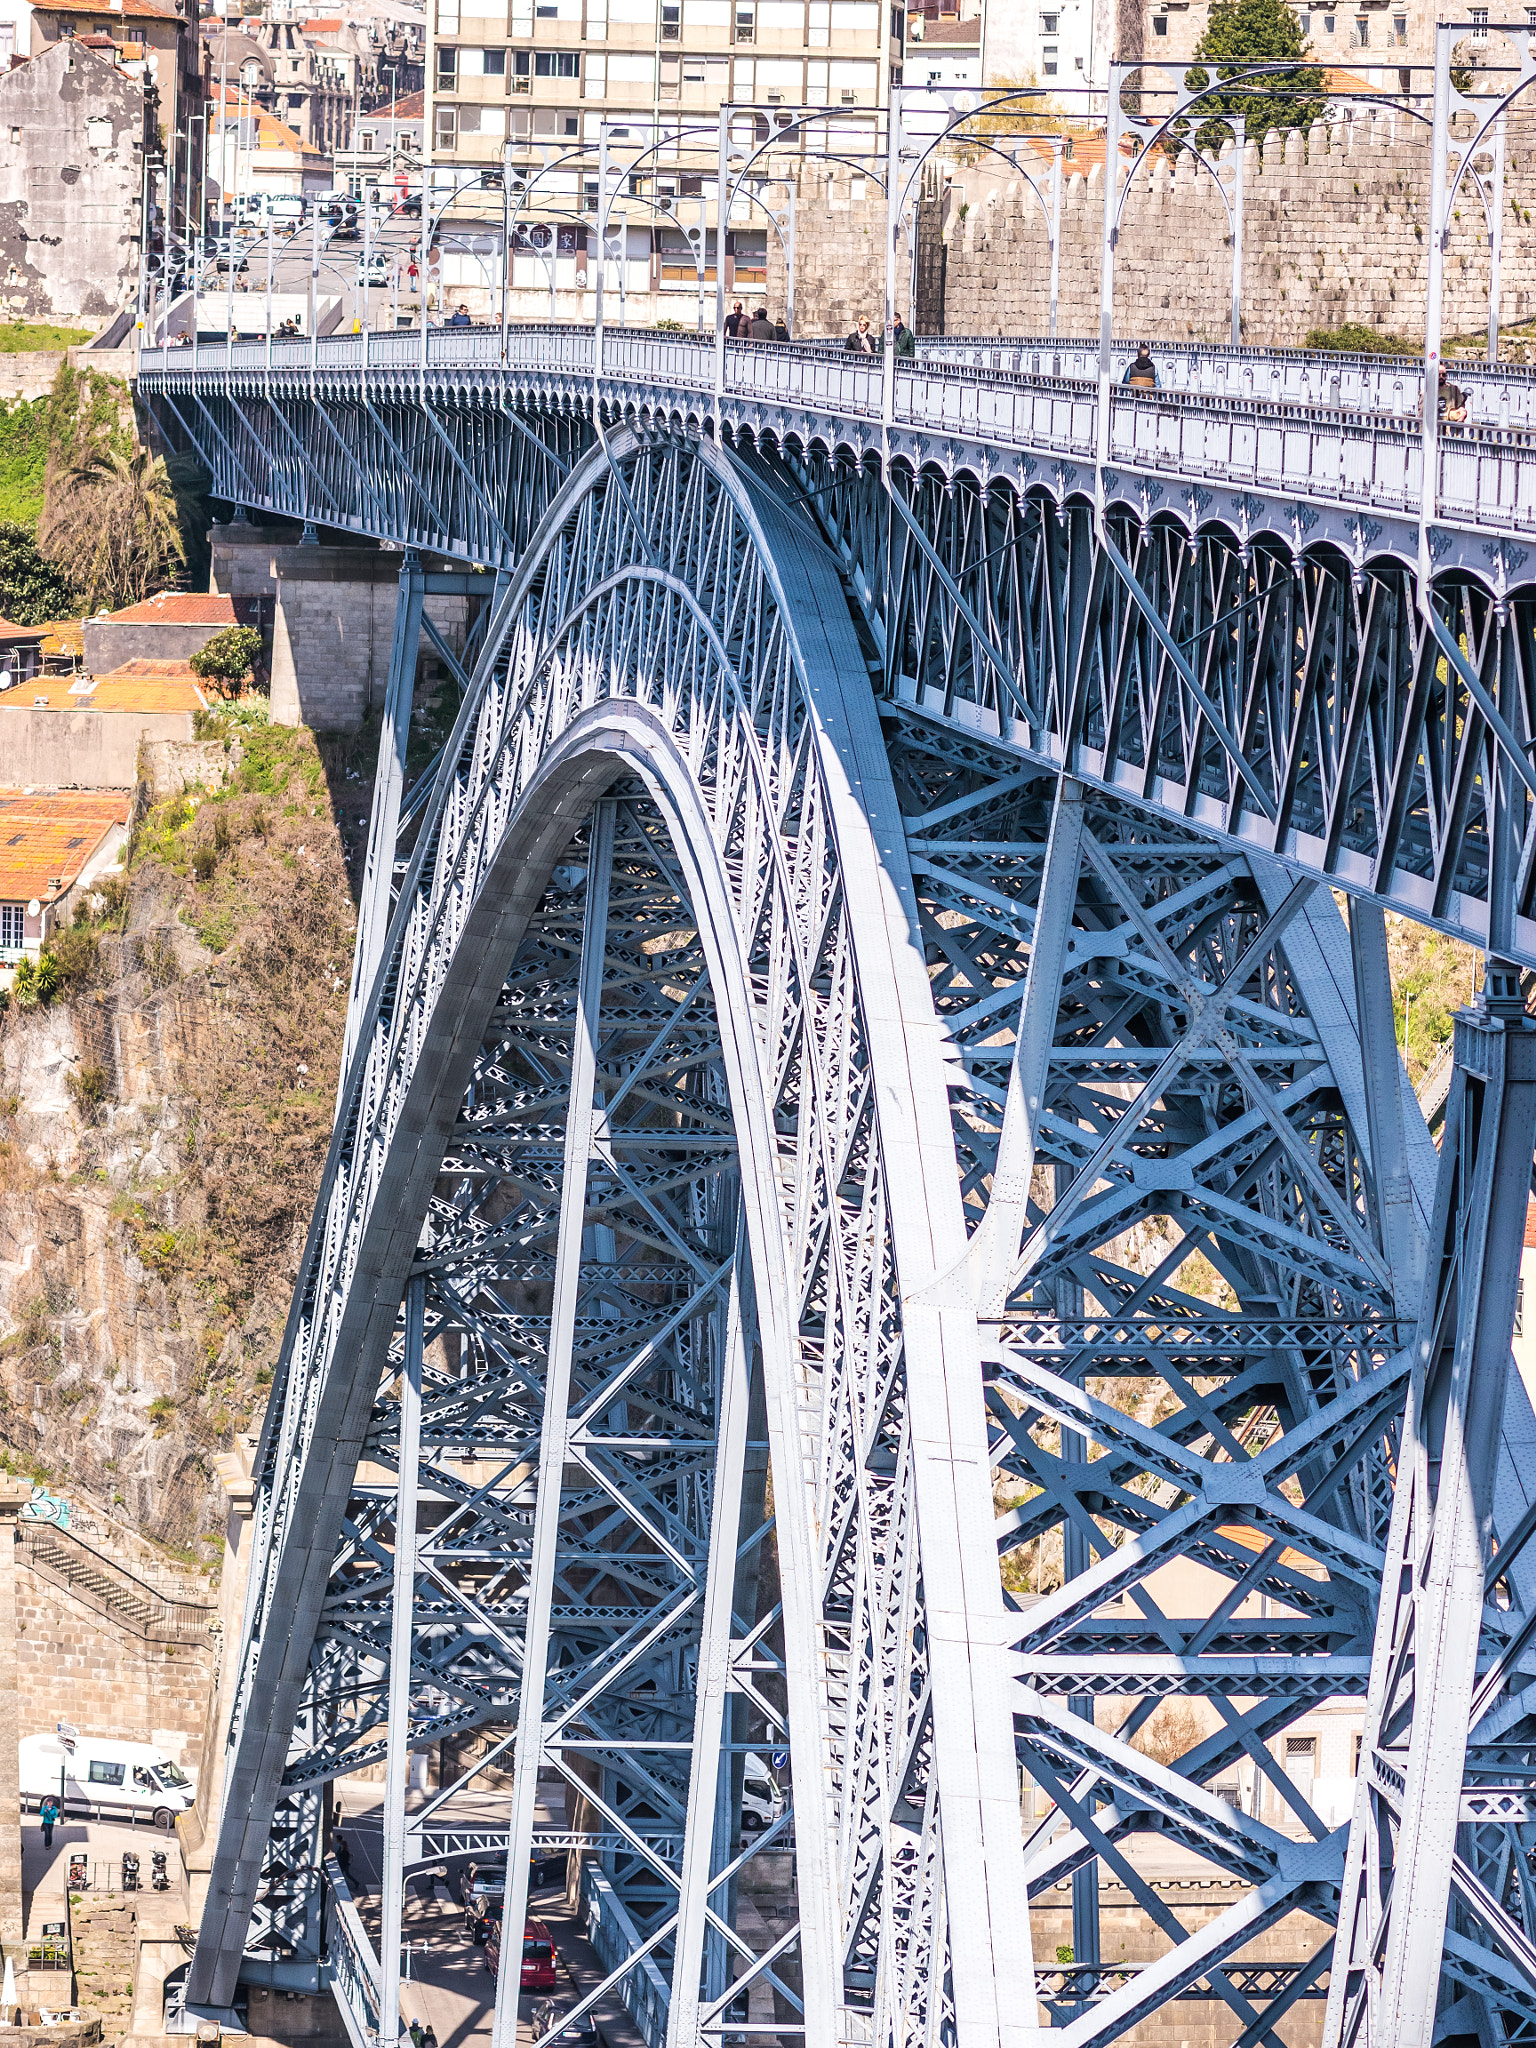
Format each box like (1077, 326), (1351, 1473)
(168, 386), (1536, 2047)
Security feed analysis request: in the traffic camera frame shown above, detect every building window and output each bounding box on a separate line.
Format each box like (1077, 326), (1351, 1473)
(0, 904), (21, 951)
(436, 45), (457, 87)
(1471, 5), (1488, 32)
(1351, 14), (1367, 43)
(1322, 12), (1334, 30)
(661, 0), (681, 34)
(735, 1), (755, 39)
(1040, 9), (1057, 25)
(483, 45), (506, 70)
(1298, 9), (1309, 28)
(1517, 1276), (1525, 1338)
(1152, 13), (1166, 30)
(534, 48), (579, 71)
(437, 0), (459, 27)
(1042, 42), (1057, 71)
(435, 106), (458, 147)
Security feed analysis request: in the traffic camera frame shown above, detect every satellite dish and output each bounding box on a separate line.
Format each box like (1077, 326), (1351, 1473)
(27, 898), (39, 917)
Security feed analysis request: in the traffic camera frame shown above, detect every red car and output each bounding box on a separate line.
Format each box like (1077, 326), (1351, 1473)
(486, 1918), (559, 1993)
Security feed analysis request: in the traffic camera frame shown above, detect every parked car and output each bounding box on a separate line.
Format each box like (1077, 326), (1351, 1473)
(464, 1865), (507, 1940)
(355, 249), (392, 285)
(531, 1999), (600, 2047)
(486, 1917), (559, 1993)
(457, 1853), (506, 1906)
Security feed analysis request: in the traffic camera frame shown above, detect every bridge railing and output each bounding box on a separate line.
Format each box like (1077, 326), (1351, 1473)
(917, 332), (1536, 431)
(136, 327), (1536, 536)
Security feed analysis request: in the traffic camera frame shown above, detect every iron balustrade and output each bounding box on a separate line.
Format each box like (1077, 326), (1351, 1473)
(138, 324), (1536, 536)
(919, 330), (1536, 430)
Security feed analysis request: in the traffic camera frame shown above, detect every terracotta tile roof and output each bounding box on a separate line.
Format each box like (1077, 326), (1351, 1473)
(1016, 129), (1138, 178)
(210, 81), (327, 155)
(368, 89), (422, 121)
(913, 15), (980, 40)
(14, 660), (207, 714)
(0, 789), (130, 905)
(34, 0), (184, 20)
(38, 619), (82, 660)
(302, 16), (342, 28)
(0, 615), (44, 642)
(1525, 1197), (1536, 1250)
(103, 590), (256, 626)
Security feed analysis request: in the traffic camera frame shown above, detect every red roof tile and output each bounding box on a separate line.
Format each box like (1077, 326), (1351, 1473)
(17, 660), (207, 714)
(103, 591), (255, 626)
(0, 788), (130, 904)
(0, 616), (44, 642)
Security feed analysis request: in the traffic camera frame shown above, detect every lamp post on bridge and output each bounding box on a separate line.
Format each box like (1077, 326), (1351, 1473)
(711, 103), (888, 422)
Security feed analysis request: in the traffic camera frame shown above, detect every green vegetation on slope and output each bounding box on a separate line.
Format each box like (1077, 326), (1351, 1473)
(0, 397), (52, 527)
(0, 321), (92, 352)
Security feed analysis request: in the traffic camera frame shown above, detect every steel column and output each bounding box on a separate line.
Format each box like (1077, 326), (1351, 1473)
(377, 1274), (424, 2048)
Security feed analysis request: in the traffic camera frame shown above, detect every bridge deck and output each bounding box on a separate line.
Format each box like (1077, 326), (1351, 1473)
(136, 325), (1533, 550)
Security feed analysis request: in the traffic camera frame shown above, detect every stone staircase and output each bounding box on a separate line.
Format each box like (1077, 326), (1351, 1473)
(17, 1526), (214, 1645)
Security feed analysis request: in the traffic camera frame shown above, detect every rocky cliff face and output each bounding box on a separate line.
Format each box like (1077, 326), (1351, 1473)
(0, 718), (363, 1553)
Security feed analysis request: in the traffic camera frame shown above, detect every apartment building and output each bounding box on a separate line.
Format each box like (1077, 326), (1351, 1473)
(425, 0), (901, 312)
(981, 0), (1094, 93)
(1142, 0), (1433, 87)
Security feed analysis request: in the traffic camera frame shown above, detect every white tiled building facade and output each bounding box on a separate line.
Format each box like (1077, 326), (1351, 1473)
(425, 0), (900, 311)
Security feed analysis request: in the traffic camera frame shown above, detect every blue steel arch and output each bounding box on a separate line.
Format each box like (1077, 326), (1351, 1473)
(140, 332), (1536, 2046)
(191, 425), (1030, 2048)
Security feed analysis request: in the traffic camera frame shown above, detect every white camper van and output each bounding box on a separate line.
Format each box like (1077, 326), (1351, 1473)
(19, 1733), (196, 1828)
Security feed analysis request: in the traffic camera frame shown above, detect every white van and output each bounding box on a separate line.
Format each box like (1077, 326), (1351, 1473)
(20, 1733), (197, 1829)
(741, 1753), (786, 1833)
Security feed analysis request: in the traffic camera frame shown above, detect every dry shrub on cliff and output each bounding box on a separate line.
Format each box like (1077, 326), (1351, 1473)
(110, 722), (352, 1373)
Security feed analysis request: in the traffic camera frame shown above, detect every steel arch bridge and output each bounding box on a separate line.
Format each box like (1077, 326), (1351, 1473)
(141, 334), (1536, 2048)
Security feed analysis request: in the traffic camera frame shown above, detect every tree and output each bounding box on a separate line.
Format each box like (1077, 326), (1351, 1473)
(190, 624), (265, 697)
(0, 521), (75, 624)
(39, 446), (186, 612)
(1182, 0), (1326, 156)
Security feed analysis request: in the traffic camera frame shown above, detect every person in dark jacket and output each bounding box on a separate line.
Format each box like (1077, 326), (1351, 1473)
(846, 314), (877, 353)
(724, 301), (746, 336)
(1123, 345), (1158, 389)
(748, 306), (774, 339)
(773, 316), (789, 341)
(893, 316), (915, 358)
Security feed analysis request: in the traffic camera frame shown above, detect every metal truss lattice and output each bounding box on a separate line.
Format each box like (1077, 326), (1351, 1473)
(181, 418), (1536, 2048)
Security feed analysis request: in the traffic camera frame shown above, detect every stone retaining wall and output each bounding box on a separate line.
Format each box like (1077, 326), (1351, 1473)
(776, 109), (1536, 350)
(13, 1563), (213, 1775)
